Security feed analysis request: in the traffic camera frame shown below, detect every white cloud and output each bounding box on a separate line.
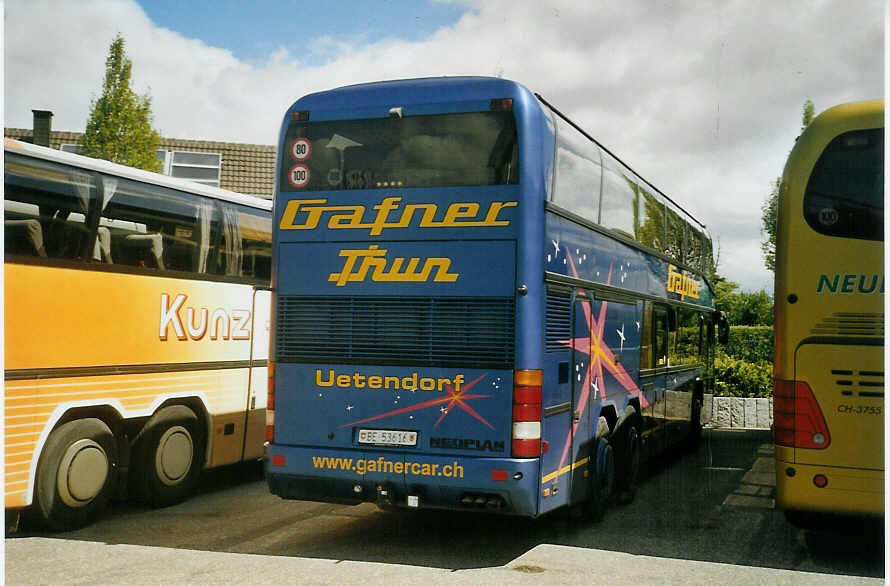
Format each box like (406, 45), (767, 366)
(4, 0), (883, 292)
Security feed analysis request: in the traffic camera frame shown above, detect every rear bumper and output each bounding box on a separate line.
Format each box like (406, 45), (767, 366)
(266, 444), (540, 516)
(775, 458), (884, 517)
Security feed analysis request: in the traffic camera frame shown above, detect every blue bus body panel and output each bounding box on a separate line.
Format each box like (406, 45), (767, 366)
(284, 77), (532, 118)
(266, 443), (540, 516)
(278, 240), (516, 296)
(274, 364), (514, 455)
(545, 213), (714, 307)
(275, 186), (521, 243)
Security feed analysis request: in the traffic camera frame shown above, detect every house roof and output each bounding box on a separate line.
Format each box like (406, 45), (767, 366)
(4, 128), (277, 199)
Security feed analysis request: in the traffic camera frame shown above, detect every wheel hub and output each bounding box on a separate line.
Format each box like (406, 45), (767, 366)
(57, 439), (108, 508)
(155, 425), (193, 486)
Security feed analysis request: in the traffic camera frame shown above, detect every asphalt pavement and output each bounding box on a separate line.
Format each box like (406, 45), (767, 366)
(4, 428), (884, 584)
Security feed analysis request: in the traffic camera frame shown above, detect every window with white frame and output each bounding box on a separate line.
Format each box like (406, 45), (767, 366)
(166, 151), (222, 187)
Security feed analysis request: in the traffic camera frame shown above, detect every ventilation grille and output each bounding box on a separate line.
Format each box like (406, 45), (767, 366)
(276, 296), (515, 369)
(811, 313), (884, 337)
(546, 292), (571, 351)
(833, 369), (885, 398)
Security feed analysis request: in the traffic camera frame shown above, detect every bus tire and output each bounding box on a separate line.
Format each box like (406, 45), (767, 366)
(130, 405), (204, 508)
(585, 437), (614, 522)
(34, 418), (117, 531)
(616, 419), (641, 505)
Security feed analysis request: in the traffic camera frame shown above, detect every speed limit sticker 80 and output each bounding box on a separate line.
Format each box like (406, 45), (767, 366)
(290, 138), (312, 161)
(288, 164), (310, 188)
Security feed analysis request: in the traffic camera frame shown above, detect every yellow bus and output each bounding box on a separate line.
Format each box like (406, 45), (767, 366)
(773, 100), (883, 526)
(4, 138), (272, 530)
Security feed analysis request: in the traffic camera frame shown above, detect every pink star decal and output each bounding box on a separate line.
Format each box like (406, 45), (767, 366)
(552, 248), (648, 477)
(338, 373), (494, 429)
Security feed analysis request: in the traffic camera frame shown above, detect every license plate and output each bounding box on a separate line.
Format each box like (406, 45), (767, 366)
(358, 429), (417, 446)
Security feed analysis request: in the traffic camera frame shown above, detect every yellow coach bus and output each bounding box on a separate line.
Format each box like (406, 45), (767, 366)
(4, 139), (272, 530)
(773, 100), (883, 526)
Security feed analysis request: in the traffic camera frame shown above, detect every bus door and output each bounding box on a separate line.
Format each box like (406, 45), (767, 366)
(646, 304), (670, 458)
(242, 287), (271, 461)
(569, 294), (594, 506)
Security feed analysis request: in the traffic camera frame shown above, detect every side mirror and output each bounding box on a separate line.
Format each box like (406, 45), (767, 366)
(717, 311), (730, 344)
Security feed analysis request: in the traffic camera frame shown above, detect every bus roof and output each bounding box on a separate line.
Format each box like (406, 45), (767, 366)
(4, 138), (272, 211)
(807, 99), (884, 140)
(289, 76), (530, 111)
(284, 76), (711, 238)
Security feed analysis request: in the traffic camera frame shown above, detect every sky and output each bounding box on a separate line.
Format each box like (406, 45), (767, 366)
(3, 0), (884, 293)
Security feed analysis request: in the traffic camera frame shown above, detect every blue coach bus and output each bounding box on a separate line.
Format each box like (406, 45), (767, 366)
(266, 77), (723, 518)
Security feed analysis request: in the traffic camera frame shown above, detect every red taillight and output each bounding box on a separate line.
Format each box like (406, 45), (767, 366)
(512, 402), (542, 421)
(773, 379), (830, 449)
(512, 370), (542, 458)
(266, 362), (276, 442)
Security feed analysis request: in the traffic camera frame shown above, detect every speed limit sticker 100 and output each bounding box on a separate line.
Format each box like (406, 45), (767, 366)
(290, 138), (312, 161)
(288, 164), (310, 188)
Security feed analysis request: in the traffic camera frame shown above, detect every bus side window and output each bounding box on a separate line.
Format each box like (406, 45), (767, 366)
(672, 307), (703, 366)
(653, 305), (673, 367)
(639, 301), (654, 370)
(5, 201), (47, 257)
(5, 155), (98, 260)
(652, 307), (668, 366)
(101, 177), (210, 274)
(216, 203), (271, 281)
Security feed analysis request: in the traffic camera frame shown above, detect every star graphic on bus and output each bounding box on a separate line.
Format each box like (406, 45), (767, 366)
(551, 247), (648, 477)
(338, 373), (494, 430)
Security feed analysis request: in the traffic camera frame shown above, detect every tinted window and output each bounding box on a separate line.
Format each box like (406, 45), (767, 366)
(672, 308), (702, 366)
(804, 128), (883, 241)
(4, 151), (270, 283)
(599, 153), (637, 238)
(216, 203), (271, 281)
(5, 153), (98, 260)
(553, 116), (601, 219)
(281, 111), (518, 191)
(102, 177), (215, 273)
(662, 202), (688, 265)
(636, 187), (664, 250)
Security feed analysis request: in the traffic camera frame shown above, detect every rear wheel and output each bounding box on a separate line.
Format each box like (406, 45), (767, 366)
(585, 437), (615, 521)
(130, 406), (204, 507)
(616, 419), (641, 505)
(34, 418), (117, 531)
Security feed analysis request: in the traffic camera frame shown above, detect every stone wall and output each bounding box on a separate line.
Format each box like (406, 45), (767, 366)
(701, 394), (773, 430)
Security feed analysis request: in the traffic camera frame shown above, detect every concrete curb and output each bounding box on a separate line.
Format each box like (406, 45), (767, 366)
(5, 538), (880, 585)
(703, 394), (772, 430)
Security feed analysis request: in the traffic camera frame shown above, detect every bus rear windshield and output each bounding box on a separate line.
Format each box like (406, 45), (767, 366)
(804, 128), (883, 241)
(280, 111), (518, 191)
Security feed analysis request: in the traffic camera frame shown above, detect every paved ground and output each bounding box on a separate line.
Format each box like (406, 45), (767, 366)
(5, 429), (885, 584)
(4, 538), (883, 585)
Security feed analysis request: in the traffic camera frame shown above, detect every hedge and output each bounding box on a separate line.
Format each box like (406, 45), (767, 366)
(713, 325), (774, 398)
(724, 326), (773, 363)
(713, 353), (772, 398)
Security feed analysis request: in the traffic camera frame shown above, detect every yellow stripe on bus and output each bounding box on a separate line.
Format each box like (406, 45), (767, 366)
(541, 457), (589, 484)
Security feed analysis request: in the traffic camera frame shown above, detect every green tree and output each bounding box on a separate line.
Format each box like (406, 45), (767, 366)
(81, 35), (161, 172)
(761, 99), (815, 272)
(711, 275), (773, 326)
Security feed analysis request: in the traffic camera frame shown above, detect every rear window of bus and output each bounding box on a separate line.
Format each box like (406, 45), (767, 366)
(804, 128), (883, 241)
(280, 111), (518, 192)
